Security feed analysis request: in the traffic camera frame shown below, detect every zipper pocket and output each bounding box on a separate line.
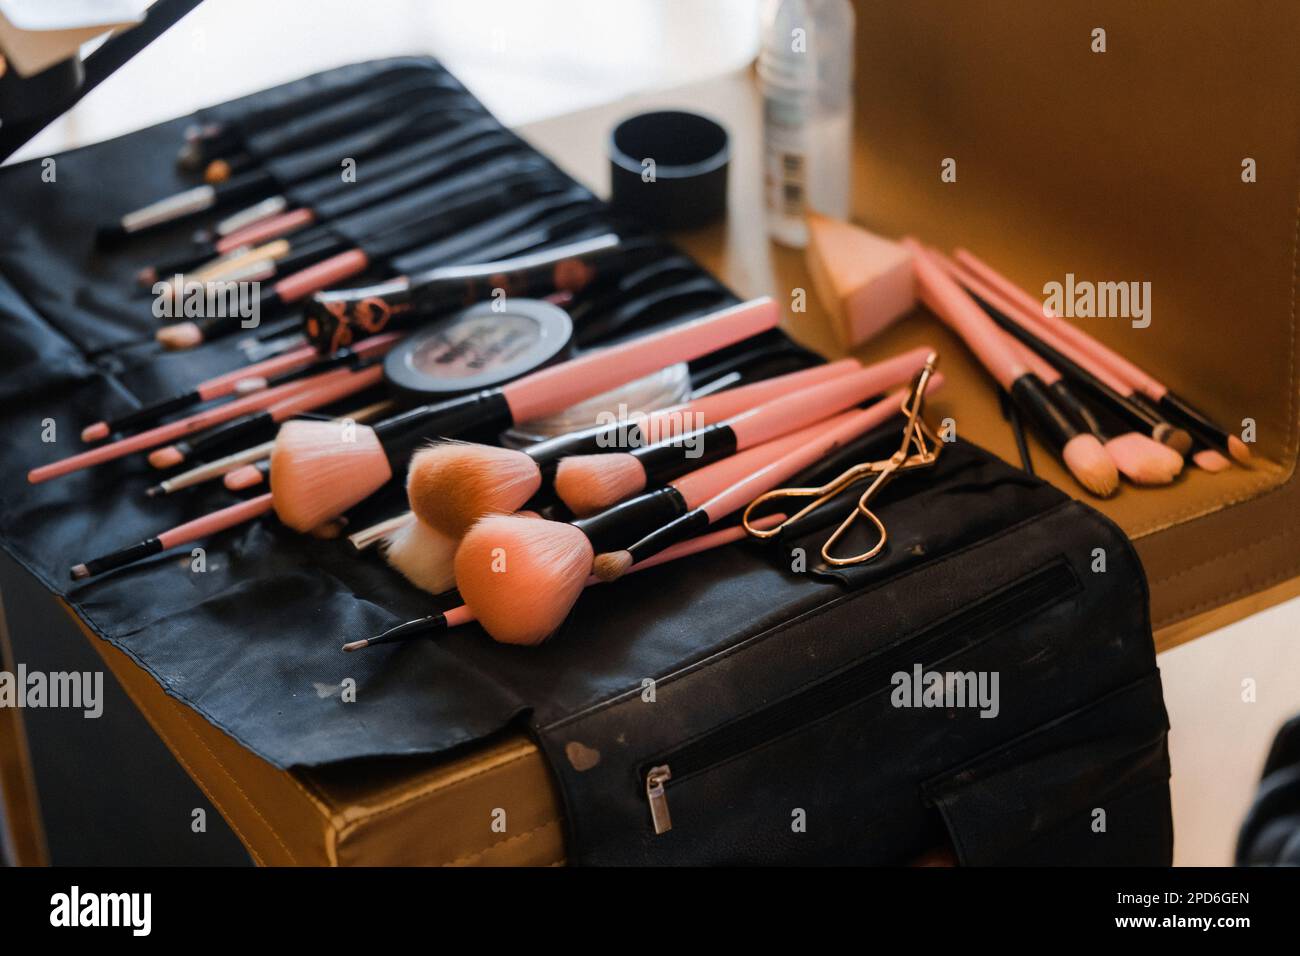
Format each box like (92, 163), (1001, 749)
(640, 560), (1078, 834)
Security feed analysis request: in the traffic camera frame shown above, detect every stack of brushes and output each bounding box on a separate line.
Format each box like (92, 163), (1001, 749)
(357, 346), (942, 649)
(98, 60), (720, 357)
(908, 243), (1249, 496)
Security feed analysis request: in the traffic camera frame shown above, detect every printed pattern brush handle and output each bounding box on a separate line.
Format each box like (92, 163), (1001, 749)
(302, 233), (634, 354)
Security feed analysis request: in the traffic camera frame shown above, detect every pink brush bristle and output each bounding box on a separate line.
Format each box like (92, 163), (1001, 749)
(454, 514), (593, 646)
(270, 419), (392, 532)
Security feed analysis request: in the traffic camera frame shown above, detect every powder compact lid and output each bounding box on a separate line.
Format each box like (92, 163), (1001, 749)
(384, 298), (574, 400)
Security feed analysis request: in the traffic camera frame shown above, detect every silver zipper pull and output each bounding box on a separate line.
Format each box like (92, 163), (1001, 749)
(645, 765), (673, 835)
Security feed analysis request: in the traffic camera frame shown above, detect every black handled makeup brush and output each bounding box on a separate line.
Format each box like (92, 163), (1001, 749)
(303, 233), (653, 354)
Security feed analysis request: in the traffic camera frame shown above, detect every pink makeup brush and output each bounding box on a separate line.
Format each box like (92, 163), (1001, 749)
(930, 253), (1183, 485)
(267, 298), (780, 534)
(71, 300), (781, 579)
(904, 239), (1118, 497)
(454, 390), (932, 646)
(949, 254), (1214, 470)
(550, 354), (932, 516)
(80, 340), (325, 443)
(953, 248), (1243, 465)
(407, 349), (932, 537)
(71, 494), (274, 580)
(343, 513), (788, 652)
(30, 363), (385, 484)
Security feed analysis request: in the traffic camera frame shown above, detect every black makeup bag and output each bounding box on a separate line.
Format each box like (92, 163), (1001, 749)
(0, 58), (1170, 865)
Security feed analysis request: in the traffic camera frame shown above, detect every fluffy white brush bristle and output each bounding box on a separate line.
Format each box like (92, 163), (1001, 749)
(382, 517), (458, 595)
(1062, 434), (1119, 497)
(406, 442), (540, 537)
(1193, 449), (1232, 473)
(1104, 432), (1183, 485)
(455, 514), (593, 646)
(271, 420), (392, 532)
(554, 453), (646, 516)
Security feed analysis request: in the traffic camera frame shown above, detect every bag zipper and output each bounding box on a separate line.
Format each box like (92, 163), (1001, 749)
(640, 560), (1077, 834)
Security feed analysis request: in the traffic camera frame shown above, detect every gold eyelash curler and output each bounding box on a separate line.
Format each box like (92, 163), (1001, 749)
(742, 352), (943, 566)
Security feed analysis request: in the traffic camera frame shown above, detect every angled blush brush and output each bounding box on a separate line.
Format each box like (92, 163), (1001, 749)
(550, 358), (931, 516)
(343, 513), (788, 652)
(406, 353), (915, 536)
(953, 248), (1240, 463)
(905, 240), (1118, 497)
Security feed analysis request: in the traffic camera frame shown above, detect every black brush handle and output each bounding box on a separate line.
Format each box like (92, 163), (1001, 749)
(372, 390), (514, 473)
(972, 291), (1168, 434)
(1047, 380), (1108, 440)
(632, 423), (738, 484)
(1157, 392), (1230, 448)
(104, 389), (201, 436)
(1010, 374), (1078, 453)
(526, 421), (649, 483)
(74, 538), (163, 580)
(572, 486), (688, 554)
(624, 508), (712, 565)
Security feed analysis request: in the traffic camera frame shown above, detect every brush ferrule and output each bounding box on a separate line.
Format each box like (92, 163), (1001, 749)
(370, 613), (449, 647)
(573, 486), (688, 554)
(526, 421), (647, 483)
(188, 411), (276, 460)
(77, 538), (163, 580)
(631, 423), (737, 484)
(373, 390), (514, 472)
(1010, 374), (1078, 452)
(625, 509), (712, 566)
(105, 390), (201, 436)
(1047, 380), (1107, 440)
(1158, 392), (1229, 447)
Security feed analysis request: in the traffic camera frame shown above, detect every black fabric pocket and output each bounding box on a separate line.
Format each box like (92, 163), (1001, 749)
(922, 673), (1172, 866)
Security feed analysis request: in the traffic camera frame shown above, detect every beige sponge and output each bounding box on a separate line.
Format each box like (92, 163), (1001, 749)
(805, 212), (916, 348)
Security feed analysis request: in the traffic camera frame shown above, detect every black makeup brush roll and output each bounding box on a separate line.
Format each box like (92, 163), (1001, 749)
(0, 59), (1169, 865)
